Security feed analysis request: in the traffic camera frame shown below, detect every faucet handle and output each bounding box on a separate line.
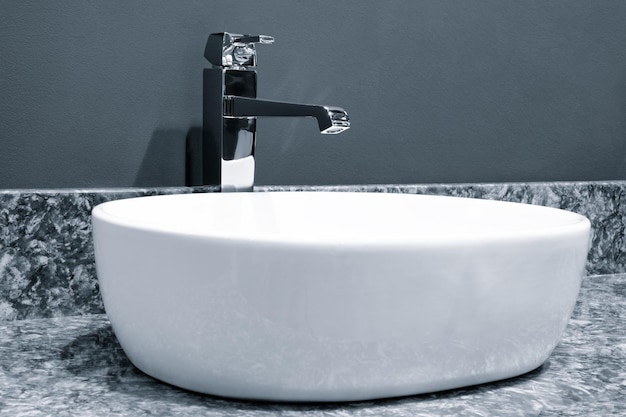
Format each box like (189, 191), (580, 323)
(232, 34), (275, 44)
(205, 32), (275, 69)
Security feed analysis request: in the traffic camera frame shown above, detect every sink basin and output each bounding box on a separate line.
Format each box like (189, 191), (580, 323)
(91, 191), (591, 402)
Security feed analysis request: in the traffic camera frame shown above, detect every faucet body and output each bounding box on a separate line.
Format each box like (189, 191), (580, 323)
(203, 67), (258, 191)
(203, 32), (350, 192)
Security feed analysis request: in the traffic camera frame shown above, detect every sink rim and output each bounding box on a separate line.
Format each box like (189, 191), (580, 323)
(92, 191), (591, 248)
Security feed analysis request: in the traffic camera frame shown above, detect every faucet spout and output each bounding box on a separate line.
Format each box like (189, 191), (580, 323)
(224, 96), (350, 134)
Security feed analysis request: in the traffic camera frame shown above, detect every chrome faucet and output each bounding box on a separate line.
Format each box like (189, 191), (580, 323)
(203, 32), (350, 191)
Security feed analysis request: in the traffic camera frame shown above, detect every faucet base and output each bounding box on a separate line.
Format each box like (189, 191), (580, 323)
(221, 156), (255, 192)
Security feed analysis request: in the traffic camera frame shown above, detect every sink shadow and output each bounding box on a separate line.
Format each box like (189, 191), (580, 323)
(59, 323), (139, 380)
(60, 323), (550, 413)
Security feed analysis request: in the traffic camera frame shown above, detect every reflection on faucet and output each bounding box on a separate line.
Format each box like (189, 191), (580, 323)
(202, 32), (350, 192)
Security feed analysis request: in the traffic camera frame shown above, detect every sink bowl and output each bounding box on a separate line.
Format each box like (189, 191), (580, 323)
(92, 191), (590, 402)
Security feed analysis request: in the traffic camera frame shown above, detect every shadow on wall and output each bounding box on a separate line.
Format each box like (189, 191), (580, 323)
(133, 129), (189, 187)
(185, 127), (203, 187)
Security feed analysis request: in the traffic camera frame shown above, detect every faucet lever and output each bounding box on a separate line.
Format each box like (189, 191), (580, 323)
(205, 32), (274, 69)
(233, 34), (275, 44)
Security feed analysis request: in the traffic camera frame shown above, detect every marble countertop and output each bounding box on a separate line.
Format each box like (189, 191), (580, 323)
(1, 274), (625, 417)
(3, 182), (626, 321)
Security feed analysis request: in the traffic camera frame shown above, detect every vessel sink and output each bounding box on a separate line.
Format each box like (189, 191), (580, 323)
(91, 191), (591, 402)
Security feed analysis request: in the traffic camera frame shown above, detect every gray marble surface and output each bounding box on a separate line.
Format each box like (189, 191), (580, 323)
(1, 181), (625, 321)
(0, 187), (212, 321)
(1, 274), (624, 416)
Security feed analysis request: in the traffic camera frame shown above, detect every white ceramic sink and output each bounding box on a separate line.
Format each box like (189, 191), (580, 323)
(92, 191), (591, 402)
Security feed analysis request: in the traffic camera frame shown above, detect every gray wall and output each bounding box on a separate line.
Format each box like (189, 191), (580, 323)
(1, 1), (626, 188)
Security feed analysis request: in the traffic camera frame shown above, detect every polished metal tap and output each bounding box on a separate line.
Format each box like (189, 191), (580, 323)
(203, 32), (350, 192)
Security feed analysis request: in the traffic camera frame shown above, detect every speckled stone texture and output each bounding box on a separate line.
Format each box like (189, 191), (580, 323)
(1, 274), (624, 416)
(0, 187), (214, 321)
(0, 181), (624, 321)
